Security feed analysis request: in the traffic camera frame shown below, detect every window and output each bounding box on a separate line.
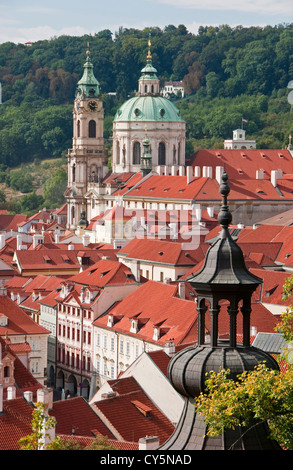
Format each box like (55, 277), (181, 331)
(158, 142), (166, 165)
(133, 141), (141, 165)
(96, 360), (100, 374)
(120, 339), (124, 354)
(72, 164), (76, 182)
(135, 344), (139, 358)
(89, 120), (96, 138)
(111, 337), (115, 351)
(97, 332), (100, 347)
(103, 363), (107, 376)
(110, 366), (115, 379)
(103, 335), (107, 349)
(77, 120), (80, 137)
(126, 341), (130, 356)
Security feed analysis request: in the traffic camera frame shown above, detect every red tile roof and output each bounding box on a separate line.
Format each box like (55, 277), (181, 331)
(93, 280), (197, 346)
(0, 397), (34, 449)
(69, 259), (141, 287)
(91, 377), (174, 444)
(191, 148), (293, 180)
(118, 237), (207, 265)
(49, 396), (116, 439)
(0, 294), (49, 336)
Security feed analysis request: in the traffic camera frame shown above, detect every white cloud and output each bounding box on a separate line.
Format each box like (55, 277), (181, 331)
(157, 0), (293, 15)
(0, 25), (88, 45)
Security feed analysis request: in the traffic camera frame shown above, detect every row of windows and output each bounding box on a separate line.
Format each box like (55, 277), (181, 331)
(116, 141), (167, 165)
(116, 141), (182, 166)
(58, 324), (91, 345)
(58, 304), (92, 320)
(57, 347), (91, 371)
(96, 333), (141, 357)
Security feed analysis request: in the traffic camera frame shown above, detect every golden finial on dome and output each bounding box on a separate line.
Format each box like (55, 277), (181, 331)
(147, 38), (152, 60)
(86, 41), (90, 56)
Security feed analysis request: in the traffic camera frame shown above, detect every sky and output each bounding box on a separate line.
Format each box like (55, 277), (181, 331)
(0, 0), (292, 44)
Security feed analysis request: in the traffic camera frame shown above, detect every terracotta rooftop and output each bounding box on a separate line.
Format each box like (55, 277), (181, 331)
(190, 148), (293, 181)
(0, 294), (50, 336)
(91, 376), (174, 444)
(118, 237), (208, 265)
(70, 259), (142, 287)
(93, 280), (198, 346)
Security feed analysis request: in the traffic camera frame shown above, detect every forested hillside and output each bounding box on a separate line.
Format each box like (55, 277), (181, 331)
(0, 23), (293, 169)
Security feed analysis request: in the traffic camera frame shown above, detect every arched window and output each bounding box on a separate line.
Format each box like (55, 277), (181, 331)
(133, 141), (141, 165)
(77, 120), (80, 137)
(158, 142), (166, 165)
(72, 164), (76, 182)
(4, 366), (10, 378)
(89, 120), (96, 138)
(71, 206), (75, 222)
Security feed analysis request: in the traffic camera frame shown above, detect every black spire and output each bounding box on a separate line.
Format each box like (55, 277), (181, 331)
(159, 173), (281, 451)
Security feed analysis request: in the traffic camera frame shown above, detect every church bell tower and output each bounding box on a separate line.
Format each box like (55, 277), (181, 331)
(65, 48), (108, 231)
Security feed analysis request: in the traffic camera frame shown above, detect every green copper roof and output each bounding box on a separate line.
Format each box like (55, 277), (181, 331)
(114, 95), (184, 123)
(76, 51), (100, 98)
(139, 59), (159, 80)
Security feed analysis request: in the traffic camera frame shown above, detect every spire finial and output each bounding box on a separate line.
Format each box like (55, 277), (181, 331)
(147, 35), (152, 60)
(218, 172), (232, 230)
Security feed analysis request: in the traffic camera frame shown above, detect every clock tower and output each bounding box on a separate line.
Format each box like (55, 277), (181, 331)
(65, 49), (108, 231)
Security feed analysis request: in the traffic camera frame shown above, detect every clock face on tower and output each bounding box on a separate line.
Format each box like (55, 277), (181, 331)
(87, 100), (98, 112)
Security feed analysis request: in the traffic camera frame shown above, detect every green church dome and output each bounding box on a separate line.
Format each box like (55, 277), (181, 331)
(114, 95), (184, 123)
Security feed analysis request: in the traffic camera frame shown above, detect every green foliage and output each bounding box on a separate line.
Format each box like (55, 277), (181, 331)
(42, 167), (67, 208)
(19, 402), (58, 450)
(195, 363), (293, 450)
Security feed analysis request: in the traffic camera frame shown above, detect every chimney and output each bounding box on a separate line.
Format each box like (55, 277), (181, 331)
(179, 166), (185, 176)
(82, 234), (90, 247)
(139, 436), (160, 450)
(171, 165), (178, 176)
(194, 166), (201, 177)
(68, 244), (74, 250)
(207, 206), (214, 218)
(54, 231), (60, 243)
(0, 234), (5, 250)
(256, 170), (264, 179)
(178, 281), (185, 299)
(33, 234), (44, 249)
(17, 234), (22, 250)
(195, 207), (201, 222)
(164, 341), (175, 356)
(215, 166), (224, 184)
(271, 170), (283, 187)
(186, 166), (193, 184)
(24, 391), (33, 403)
(7, 386), (16, 400)
(37, 388), (53, 415)
(203, 166), (212, 178)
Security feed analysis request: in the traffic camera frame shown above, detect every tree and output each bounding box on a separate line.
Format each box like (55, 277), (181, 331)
(42, 167), (67, 208)
(19, 402), (58, 450)
(195, 278), (293, 450)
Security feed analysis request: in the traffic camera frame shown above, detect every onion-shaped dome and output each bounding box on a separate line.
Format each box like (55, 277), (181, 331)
(168, 341), (279, 399)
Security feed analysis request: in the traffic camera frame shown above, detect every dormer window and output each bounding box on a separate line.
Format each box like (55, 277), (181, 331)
(107, 314), (114, 327)
(153, 327), (160, 341)
(130, 319), (138, 333)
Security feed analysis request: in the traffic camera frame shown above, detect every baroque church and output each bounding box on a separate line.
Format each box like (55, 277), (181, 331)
(65, 43), (186, 231)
